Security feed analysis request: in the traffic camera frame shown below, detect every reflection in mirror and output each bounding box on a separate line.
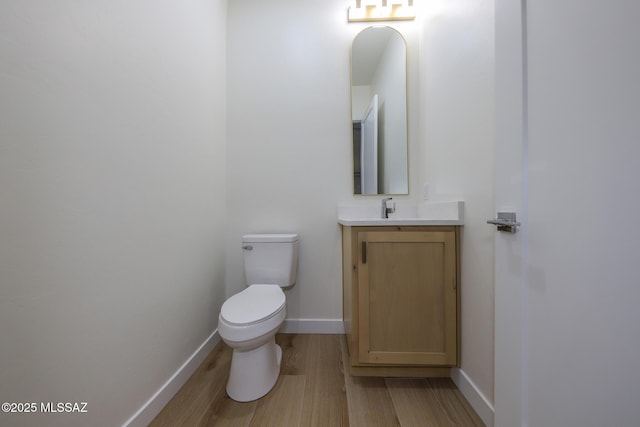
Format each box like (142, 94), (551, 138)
(351, 26), (408, 195)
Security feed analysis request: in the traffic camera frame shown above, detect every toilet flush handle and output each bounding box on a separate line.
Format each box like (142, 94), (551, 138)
(242, 245), (253, 250)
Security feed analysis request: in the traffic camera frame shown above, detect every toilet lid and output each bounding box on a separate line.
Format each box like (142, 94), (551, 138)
(221, 285), (285, 325)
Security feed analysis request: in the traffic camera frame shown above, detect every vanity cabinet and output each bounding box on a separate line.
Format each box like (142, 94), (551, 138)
(342, 225), (460, 376)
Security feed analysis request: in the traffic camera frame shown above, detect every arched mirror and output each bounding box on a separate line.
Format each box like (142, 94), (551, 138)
(351, 26), (408, 195)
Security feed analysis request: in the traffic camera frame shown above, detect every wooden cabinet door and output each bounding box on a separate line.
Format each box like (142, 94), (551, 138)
(357, 230), (457, 365)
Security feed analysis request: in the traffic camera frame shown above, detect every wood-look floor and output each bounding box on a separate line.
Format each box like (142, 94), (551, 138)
(149, 334), (484, 427)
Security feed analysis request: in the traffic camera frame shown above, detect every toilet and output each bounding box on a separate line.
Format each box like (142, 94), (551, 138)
(218, 233), (299, 402)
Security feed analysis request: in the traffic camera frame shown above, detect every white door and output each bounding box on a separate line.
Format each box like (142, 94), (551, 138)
(494, 1), (640, 426)
(361, 94), (378, 195)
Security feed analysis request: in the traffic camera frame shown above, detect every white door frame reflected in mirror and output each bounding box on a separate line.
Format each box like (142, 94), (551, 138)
(361, 94), (379, 194)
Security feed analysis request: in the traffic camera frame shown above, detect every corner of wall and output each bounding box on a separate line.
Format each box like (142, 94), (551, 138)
(451, 367), (495, 427)
(123, 331), (221, 427)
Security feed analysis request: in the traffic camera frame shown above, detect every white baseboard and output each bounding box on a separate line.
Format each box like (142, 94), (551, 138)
(122, 330), (220, 427)
(280, 318), (345, 334)
(450, 367), (494, 427)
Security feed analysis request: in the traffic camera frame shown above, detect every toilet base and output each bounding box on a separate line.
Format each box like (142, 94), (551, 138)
(226, 338), (282, 402)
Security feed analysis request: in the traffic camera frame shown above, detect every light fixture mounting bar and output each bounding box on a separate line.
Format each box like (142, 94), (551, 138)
(348, 0), (415, 22)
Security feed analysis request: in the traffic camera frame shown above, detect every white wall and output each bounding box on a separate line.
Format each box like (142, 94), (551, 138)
(225, 0), (354, 325)
(418, 0), (496, 409)
(351, 85), (372, 120)
(0, 1), (227, 426)
(226, 0), (495, 414)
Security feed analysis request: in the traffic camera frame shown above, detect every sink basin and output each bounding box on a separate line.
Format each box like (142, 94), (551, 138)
(337, 201), (464, 226)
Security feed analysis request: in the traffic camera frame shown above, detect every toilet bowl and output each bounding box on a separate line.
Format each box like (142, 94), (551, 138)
(218, 284), (286, 402)
(218, 234), (298, 402)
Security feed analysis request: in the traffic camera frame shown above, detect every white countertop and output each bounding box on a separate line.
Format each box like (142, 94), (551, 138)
(337, 200), (464, 226)
(337, 217), (463, 226)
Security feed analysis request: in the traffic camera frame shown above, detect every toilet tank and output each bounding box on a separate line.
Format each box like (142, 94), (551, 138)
(242, 234), (299, 287)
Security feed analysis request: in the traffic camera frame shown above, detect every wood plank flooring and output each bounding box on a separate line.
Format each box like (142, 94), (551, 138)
(149, 334), (484, 427)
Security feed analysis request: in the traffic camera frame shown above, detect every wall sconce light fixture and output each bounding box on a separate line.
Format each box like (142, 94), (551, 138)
(348, 0), (416, 22)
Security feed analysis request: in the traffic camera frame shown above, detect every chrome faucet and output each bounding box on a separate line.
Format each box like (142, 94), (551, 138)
(381, 197), (396, 219)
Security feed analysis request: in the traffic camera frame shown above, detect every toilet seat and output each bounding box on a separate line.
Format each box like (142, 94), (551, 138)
(220, 285), (285, 326)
